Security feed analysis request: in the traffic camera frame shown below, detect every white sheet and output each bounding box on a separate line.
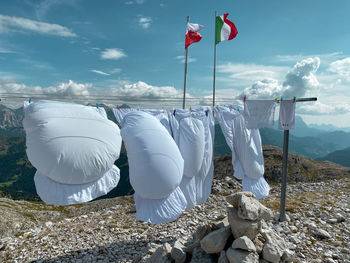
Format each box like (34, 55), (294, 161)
(243, 100), (276, 129)
(214, 105), (270, 199)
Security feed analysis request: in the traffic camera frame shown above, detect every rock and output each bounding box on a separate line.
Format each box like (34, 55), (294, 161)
(171, 238), (186, 263)
(335, 213), (345, 222)
(282, 249), (296, 262)
(237, 195), (261, 221)
(227, 207), (260, 240)
(253, 234), (265, 254)
(147, 243), (172, 263)
(262, 229), (286, 263)
(213, 216), (229, 229)
(186, 240), (200, 255)
(194, 225), (212, 241)
(200, 226), (231, 254)
(189, 247), (215, 263)
(218, 251), (229, 263)
(313, 229), (331, 239)
(226, 192), (256, 208)
(231, 236), (256, 252)
(226, 248), (259, 263)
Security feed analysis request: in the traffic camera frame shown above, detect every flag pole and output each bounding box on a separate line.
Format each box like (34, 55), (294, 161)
(212, 11), (217, 108)
(183, 16), (189, 109)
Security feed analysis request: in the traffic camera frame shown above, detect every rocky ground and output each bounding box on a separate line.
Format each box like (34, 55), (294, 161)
(0, 148), (349, 263)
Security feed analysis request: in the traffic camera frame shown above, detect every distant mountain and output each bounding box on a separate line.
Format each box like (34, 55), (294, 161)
(316, 131), (350, 149)
(0, 105), (24, 137)
(316, 147), (350, 167)
(260, 128), (339, 159)
(276, 116), (325, 138)
(309, 123), (350, 132)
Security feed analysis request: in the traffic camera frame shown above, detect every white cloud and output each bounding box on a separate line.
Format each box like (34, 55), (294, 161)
(110, 68), (121, 74)
(0, 14), (77, 37)
(217, 62), (288, 87)
(137, 15), (152, 29)
(125, 1), (133, 5)
(33, 0), (79, 19)
(136, 0), (146, 4)
(110, 81), (182, 99)
(90, 70), (110, 76)
(44, 80), (91, 97)
(242, 78), (283, 99)
(176, 55), (197, 63)
(275, 52), (343, 65)
(100, 48), (127, 60)
(0, 48), (14, 53)
(282, 57), (320, 98)
(329, 57), (350, 77)
(241, 57), (320, 99)
(298, 100), (350, 115)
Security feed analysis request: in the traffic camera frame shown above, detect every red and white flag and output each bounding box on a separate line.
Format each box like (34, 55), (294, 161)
(185, 22), (204, 49)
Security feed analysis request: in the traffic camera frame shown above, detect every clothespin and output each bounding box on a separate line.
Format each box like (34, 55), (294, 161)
(243, 95), (247, 103)
(293, 96), (296, 102)
(275, 97), (278, 103)
(117, 105), (121, 111)
(205, 109), (209, 116)
(29, 98), (32, 103)
(173, 109), (176, 116)
(280, 96), (284, 102)
(189, 106), (192, 112)
(96, 103), (99, 108)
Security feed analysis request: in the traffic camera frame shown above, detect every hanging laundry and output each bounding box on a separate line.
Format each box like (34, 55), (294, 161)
(169, 107), (215, 209)
(243, 100), (277, 129)
(34, 165), (120, 205)
(279, 100), (296, 130)
(23, 100), (122, 205)
(121, 111), (186, 224)
(214, 105), (270, 199)
(113, 107), (171, 134)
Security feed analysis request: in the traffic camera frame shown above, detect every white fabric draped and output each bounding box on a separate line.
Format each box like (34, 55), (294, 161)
(214, 105), (270, 199)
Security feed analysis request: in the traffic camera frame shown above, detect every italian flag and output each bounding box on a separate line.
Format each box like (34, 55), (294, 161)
(185, 22), (204, 49)
(215, 13), (238, 44)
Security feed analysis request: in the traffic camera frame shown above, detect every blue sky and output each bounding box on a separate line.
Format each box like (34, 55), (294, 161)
(1, 0), (350, 126)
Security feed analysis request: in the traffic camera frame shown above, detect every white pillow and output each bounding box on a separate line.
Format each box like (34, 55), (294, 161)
(121, 111), (184, 199)
(23, 101), (122, 184)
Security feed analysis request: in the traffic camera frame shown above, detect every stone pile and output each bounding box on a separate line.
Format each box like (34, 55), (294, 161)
(141, 192), (293, 263)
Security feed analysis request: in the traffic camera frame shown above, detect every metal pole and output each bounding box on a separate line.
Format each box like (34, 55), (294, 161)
(182, 16), (189, 110)
(278, 97), (317, 222)
(212, 11), (217, 107)
(279, 129), (289, 222)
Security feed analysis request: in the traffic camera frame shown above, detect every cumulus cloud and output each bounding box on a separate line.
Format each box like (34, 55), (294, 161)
(329, 57), (350, 77)
(110, 81), (183, 99)
(0, 14), (76, 37)
(298, 101), (350, 115)
(0, 80), (187, 108)
(90, 70), (110, 76)
(137, 15), (152, 29)
(241, 57), (320, 99)
(100, 48), (127, 60)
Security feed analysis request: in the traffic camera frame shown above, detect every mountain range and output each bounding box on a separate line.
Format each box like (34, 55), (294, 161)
(0, 103), (349, 201)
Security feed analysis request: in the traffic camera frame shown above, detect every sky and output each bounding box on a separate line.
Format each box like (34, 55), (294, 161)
(0, 0), (350, 127)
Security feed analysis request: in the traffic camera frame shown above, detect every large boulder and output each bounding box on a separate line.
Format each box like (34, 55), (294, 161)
(226, 248), (259, 263)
